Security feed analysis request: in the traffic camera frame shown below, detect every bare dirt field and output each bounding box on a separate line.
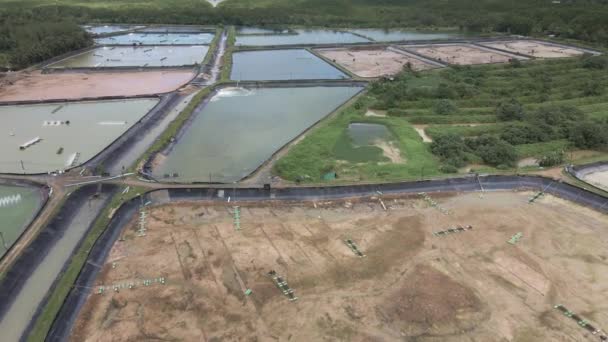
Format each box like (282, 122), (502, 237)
(316, 47), (437, 78)
(72, 191), (608, 341)
(583, 170), (608, 191)
(480, 40), (585, 58)
(0, 70), (195, 102)
(403, 43), (523, 65)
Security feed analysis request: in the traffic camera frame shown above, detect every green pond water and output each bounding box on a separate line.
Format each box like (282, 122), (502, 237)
(235, 29), (371, 46)
(48, 46), (208, 68)
(0, 98), (159, 174)
(334, 123), (394, 162)
(154, 86), (363, 182)
(231, 49), (348, 81)
(96, 33), (214, 45)
(0, 184), (42, 259)
(349, 29), (459, 42)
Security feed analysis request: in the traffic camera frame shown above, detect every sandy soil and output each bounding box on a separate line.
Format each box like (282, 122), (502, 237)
(375, 140), (404, 163)
(413, 124), (433, 142)
(480, 40), (585, 58)
(364, 109), (386, 117)
(317, 47), (436, 78)
(404, 43), (522, 65)
(71, 191), (608, 342)
(518, 157), (539, 168)
(0, 70), (195, 102)
(583, 170), (608, 191)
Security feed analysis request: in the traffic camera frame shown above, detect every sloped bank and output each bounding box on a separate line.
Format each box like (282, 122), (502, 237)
(0, 184), (117, 342)
(45, 174), (607, 341)
(567, 161), (608, 193)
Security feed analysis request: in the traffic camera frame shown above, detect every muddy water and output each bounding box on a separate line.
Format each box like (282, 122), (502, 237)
(235, 29), (371, 46)
(95, 33), (214, 45)
(0, 99), (158, 174)
(0, 184), (42, 259)
(231, 49), (347, 81)
(48, 46), (208, 68)
(334, 123), (397, 162)
(349, 29), (459, 42)
(0, 191), (111, 342)
(348, 123), (393, 146)
(153, 86), (363, 182)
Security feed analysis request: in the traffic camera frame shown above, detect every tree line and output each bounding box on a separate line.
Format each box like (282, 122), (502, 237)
(0, 15), (92, 70)
(1, 0), (607, 69)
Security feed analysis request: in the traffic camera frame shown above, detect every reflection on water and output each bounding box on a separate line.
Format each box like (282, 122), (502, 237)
(154, 86), (363, 182)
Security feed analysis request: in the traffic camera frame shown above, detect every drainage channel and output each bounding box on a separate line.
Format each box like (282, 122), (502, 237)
(0, 184), (117, 342)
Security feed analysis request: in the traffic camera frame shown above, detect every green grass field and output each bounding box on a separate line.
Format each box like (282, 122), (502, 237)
(275, 56), (608, 183)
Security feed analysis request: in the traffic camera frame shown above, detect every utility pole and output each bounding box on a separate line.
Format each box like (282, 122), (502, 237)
(20, 160), (25, 172)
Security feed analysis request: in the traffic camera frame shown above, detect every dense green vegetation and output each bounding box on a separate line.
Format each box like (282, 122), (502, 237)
(1, 0), (608, 46)
(276, 55), (608, 182)
(370, 54), (608, 170)
(0, 18), (91, 69)
(274, 95), (441, 183)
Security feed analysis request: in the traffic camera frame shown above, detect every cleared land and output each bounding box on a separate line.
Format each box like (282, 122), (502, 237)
(583, 170), (608, 191)
(316, 47), (437, 78)
(72, 191), (608, 341)
(480, 40), (586, 58)
(0, 70), (195, 102)
(403, 43), (523, 65)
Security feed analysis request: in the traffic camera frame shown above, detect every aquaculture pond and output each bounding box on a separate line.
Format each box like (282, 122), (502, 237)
(230, 49), (348, 81)
(138, 26), (211, 33)
(153, 86), (363, 182)
(334, 123), (398, 162)
(83, 25), (144, 35)
(0, 183), (43, 259)
(47, 46), (208, 68)
(236, 27), (287, 34)
(0, 98), (159, 174)
(95, 32), (215, 45)
(235, 29), (371, 46)
(349, 29), (459, 42)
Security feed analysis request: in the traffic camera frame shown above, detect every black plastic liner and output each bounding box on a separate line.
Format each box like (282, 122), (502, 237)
(0, 184), (117, 341)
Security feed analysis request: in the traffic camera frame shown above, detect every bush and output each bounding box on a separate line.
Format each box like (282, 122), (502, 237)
(467, 135), (518, 167)
(430, 133), (468, 167)
(500, 123), (550, 145)
(433, 99), (458, 115)
(387, 108), (407, 116)
(525, 105), (585, 139)
(440, 164), (459, 173)
(581, 54), (608, 69)
(538, 151), (564, 167)
(496, 98), (525, 121)
(509, 58), (522, 68)
(582, 81), (602, 96)
(568, 120), (608, 149)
